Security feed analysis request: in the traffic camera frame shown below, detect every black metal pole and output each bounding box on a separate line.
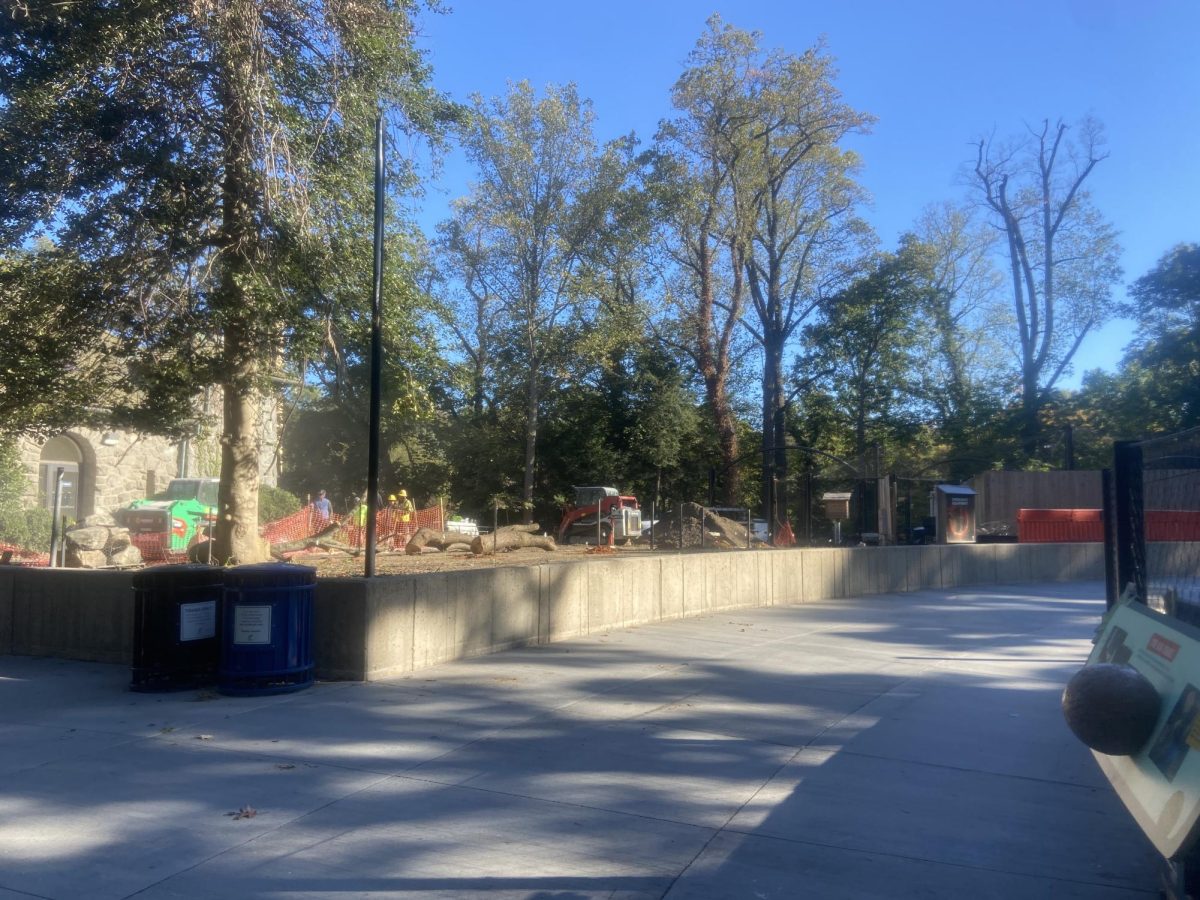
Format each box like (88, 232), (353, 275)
(806, 469), (813, 544)
(1101, 467), (1117, 609)
(48, 466), (64, 568)
(1113, 440), (1146, 604)
(1065, 424), (1075, 471)
(364, 113), (385, 578)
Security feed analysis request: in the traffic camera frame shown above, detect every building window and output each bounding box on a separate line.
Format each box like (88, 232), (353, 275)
(38, 435), (83, 523)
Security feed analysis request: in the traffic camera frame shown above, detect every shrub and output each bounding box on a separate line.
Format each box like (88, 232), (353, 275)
(0, 505), (52, 552)
(258, 484), (302, 525)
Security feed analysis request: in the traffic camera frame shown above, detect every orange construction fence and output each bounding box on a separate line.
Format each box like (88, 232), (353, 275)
(1017, 509), (1200, 543)
(1017, 508), (1104, 543)
(11, 503), (446, 567)
(263, 503), (444, 556)
(0, 542), (50, 566)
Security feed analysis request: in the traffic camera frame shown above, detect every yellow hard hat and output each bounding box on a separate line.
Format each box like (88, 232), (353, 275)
(388, 494), (397, 502)
(398, 489), (408, 498)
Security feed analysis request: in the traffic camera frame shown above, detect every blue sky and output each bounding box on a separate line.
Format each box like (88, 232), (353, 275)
(414, 0), (1200, 386)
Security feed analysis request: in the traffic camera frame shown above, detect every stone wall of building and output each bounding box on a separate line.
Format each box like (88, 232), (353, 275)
(14, 387), (283, 520)
(17, 429), (180, 518)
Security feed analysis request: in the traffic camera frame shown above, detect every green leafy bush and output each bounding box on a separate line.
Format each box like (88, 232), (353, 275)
(0, 506), (52, 552)
(0, 438), (52, 551)
(258, 484), (302, 525)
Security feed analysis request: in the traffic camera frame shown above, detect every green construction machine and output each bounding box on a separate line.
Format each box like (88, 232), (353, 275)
(118, 477), (220, 552)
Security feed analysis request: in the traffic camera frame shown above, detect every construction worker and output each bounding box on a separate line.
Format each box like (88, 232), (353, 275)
(353, 494), (370, 528)
(396, 489), (415, 524)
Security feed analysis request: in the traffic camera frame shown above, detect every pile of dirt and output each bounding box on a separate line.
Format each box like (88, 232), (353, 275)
(644, 503), (751, 549)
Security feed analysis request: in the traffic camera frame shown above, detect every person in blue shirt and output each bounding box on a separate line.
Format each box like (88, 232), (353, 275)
(310, 489), (332, 529)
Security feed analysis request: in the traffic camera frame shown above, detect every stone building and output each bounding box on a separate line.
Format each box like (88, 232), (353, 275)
(15, 390), (280, 521)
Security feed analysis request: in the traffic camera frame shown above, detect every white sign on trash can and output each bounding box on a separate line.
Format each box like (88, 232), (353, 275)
(233, 605), (272, 645)
(179, 600), (217, 642)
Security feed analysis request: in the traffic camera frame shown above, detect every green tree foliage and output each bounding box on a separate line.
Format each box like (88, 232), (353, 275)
(1121, 243), (1200, 431)
(0, 0), (452, 562)
(257, 483), (301, 525)
(803, 239), (933, 457)
(667, 17), (874, 523)
(972, 118), (1122, 458)
(441, 81), (639, 521)
(0, 439), (52, 551)
(1065, 243), (1200, 449)
(653, 44), (755, 504)
(908, 203), (1010, 459)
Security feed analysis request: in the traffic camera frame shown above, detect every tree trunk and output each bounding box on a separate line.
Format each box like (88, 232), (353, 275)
(405, 528), (474, 554)
(213, 3), (267, 565)
(472, 524), (555, 555)
(217, 346), (264, 564)
(1020, 378), (1041, 460)
(761, 336), (786, 528)
(521, 371), (539, 524)
(714, 397), (740, 505)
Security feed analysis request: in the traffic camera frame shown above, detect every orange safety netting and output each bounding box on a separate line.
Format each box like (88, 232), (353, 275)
(0, 542), (51, 566)
(772, 519), (796, 547)
(264, 503), (445, 558)
(7, 503), (445, 567)
(129, 533), (189, 564)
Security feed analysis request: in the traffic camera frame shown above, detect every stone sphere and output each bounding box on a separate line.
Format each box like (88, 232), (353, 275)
(1062, 663), (1161, 756)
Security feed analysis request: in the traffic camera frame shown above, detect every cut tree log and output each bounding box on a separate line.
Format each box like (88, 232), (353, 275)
(471, 524), (556, 555)
(264, 522), (395, 560)
(405, 528), (475, 555)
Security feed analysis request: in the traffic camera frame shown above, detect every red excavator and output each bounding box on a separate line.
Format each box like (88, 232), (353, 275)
(558, 486), (642, 545)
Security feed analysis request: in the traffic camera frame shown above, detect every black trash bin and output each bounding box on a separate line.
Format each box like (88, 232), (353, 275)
(130, 564), (223, 692)
(218, 563), (316, 696)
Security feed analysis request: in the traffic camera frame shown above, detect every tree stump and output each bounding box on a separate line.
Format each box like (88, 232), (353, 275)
(471, 524), (556, 555)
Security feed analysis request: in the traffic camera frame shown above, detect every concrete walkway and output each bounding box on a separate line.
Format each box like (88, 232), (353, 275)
(0, 582), (1158, 899)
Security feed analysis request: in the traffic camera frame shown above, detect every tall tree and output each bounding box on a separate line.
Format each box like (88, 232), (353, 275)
(909, 202), (1008, 458)
(972, 117), (1122, 459)
(0, 1), (450, 561)
(653, 35), (753, 504)
(804, 239), (932, 458)
(447, 81), (634, 521)
(673, 18), (874, 526)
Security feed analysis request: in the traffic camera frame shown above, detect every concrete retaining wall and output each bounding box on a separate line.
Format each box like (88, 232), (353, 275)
(0, 543), (1107, 680)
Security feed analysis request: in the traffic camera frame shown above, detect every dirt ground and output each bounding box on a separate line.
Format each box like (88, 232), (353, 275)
(296, 540), (661, 578)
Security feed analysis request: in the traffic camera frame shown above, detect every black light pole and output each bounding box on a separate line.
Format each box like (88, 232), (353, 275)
(364, 113), (385, 577)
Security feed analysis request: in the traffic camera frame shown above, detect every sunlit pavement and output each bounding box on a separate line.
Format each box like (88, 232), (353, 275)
(0, 582), (1157, 899)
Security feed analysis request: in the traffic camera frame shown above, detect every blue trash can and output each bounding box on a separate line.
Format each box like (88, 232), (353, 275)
(218, 563), (315, 696)
(131, 564), (223, 692)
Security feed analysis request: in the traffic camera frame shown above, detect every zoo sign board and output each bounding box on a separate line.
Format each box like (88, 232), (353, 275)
(1089, 600), (1200, 859)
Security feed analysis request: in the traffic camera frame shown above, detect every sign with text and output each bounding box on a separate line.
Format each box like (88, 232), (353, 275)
(232, 605), (272, 645)
(178, 600), (216, 642)
(1090, 600), (1200, 858)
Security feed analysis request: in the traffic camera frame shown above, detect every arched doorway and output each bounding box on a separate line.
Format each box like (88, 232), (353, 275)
(38, 435), (88, 522)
